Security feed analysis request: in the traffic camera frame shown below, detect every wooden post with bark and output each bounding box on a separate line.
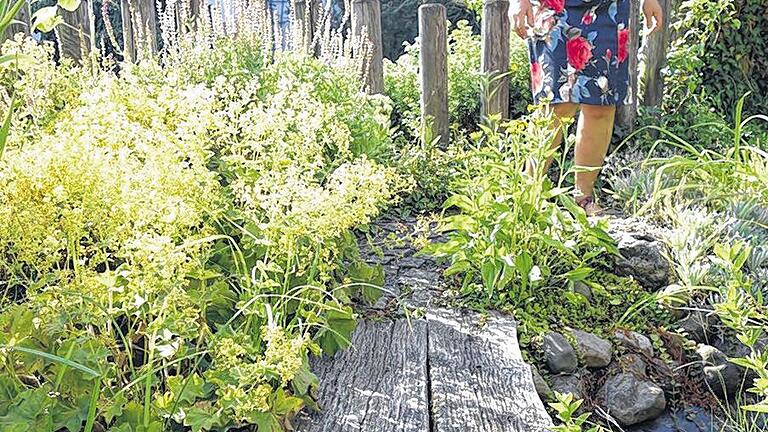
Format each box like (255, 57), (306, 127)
(418, 3), (449, 148)
(351, 0), (383, 94)
(59, 0), (92, 60)
(121, 0), (136, 61)
(135, 0), (159, 54)
(616, 0), (640, 130)
(3, 2), (30, 41)
(641, 0), (672, 108)
(480, 0), (510, 120)
(293, 0), (313, 54)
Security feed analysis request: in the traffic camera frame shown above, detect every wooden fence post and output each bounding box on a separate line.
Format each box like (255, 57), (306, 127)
(480, 0), (510, 120)
(293, 0), (313, 53)
(3, 2), (29, 40)
(641, 0), (672, 108)
(351, 0), (383, 94)
(418, 3), (449, 148)
(617, 0), (640, 131)
(121, 0), (137, 61)
(135, 0), (159, 54)
(59, 0), (92, 60)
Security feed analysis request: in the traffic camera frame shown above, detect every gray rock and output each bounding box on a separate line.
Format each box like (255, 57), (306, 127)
(550, 373), (586, 400)
(531, 366), (552, 399)
(678, 311), (717, 343)
(544, 332), (578, 373)
(697, 344), (749, 398)
(573, 281), (593, 302)
(626, 406), (717, 432)
(619, 353), (647, 376)
(614, 329), (654, 357)
(599, 373), (667, 426)
(571, 329), (613, 368)
(614, 233), (670, 289)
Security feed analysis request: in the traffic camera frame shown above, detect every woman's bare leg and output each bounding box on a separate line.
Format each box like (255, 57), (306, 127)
(526, 102), (579, 175)
(574, 104), (616, 198)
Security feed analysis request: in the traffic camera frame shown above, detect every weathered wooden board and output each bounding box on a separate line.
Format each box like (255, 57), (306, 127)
(294, 318), (430, 432)
(427, 308), (552, 432)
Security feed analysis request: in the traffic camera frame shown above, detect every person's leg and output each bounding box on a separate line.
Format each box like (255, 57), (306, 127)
(574, 104), (616, 199)
(526, 102), (579, 175)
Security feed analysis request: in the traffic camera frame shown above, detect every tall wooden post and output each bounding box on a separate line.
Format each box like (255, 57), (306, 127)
(189, 0), (201, 31)
(351, 0), (383, 94)
(480, 0), (510, 120)
(418, 3), (449, 148)
(135, 0), (159, 54)
(3, 2), (30, 40)
(121, 0), (136, 61)
(293, 0), (313, 54)
(641, 0), (672, 108)
(59, 0), (91, 60)
(617, 0), (640, 131)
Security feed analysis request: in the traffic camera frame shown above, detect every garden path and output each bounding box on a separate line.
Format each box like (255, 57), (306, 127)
(293, 217), (553, 432)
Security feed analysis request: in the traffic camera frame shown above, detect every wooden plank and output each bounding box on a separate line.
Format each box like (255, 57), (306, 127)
(418, 3), (449, 148)
(427, 308), (553, 432)
(351, 0), (384, 94)
(480, 0), (510, 120)
(641, 0), (672, 108)
(616, 0), (641, 131)
(294, 318), (430, 432)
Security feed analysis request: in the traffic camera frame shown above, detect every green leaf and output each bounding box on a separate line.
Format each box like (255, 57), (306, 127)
(0, 0), (26, 35)
(57, 0), (81, 12)
(562, 267), (592, 283)
(347, 261), (385, 304)
(481, 259), (498, 296)
(318, 307), (356, 356)
(291, 357), (318, 396)
(31, 6), (62, 32)
(271, 388), (304, 416)
(8, 346), (100, 378)
(167, 373), (209, 405)
(183, 405), (225, 432)
(0, 94), (15, 161)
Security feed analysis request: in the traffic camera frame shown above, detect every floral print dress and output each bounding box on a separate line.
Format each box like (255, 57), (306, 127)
(528, 0), (632, 106)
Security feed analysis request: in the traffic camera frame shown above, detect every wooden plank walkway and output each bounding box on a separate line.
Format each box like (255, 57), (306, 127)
(294, 309), (552, 432)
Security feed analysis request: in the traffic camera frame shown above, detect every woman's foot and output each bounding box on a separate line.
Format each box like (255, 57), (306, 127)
(576, 195), (603, 217)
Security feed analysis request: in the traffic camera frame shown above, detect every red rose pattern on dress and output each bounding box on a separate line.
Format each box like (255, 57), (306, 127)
(527, 0), (632, 106)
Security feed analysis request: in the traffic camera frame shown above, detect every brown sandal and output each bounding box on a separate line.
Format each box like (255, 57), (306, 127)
(576, 195), (603, 217)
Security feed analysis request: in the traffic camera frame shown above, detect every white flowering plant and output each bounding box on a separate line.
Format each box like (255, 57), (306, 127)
(0, 34), (403, 431)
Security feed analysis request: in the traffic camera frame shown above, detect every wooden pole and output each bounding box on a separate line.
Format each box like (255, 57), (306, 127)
(617, 0), (640, 131)
(480, 0), (510, 120)
(351, 0), (383, 94)
(189, 0), (201, 31)
(59, 1), (91, 60)
(136, 0), (159, 54)
(121, 0), (136, 61)
(293, 0), (313, 53)
(3, 2), (29, 41)
(418, 3), (449, 148)
(641, 0), (672, 108)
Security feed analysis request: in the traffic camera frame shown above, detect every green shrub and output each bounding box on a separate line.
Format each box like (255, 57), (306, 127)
(420, 114), (656, 341)
(665, 0), (768, 119)
(0, 35), (402, 432)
